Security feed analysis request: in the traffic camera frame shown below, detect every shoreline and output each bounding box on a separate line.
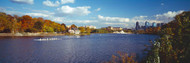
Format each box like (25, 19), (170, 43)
(0, 32), (136, 37)
(0, 33), (65, 36)
(0, 32), (92, 36)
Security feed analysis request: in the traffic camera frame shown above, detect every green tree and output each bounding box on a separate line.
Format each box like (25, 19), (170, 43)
(86, 27), (91, 33)
(145, 11), (190, 63)
(33, 21), (44, 32)
(78, 27), (85, 33)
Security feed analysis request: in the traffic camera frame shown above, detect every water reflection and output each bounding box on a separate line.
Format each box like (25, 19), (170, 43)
(0, 34), (158, 63)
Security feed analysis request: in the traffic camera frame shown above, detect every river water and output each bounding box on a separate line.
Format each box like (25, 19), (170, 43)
(0, 34), (158, 63)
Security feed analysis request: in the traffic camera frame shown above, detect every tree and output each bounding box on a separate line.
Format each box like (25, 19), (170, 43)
(145, 11), (190, 63)
(0, 12), (8, 32)
(86, 27), (91, 33)
(78, 26), (85, 33)
(0, 12), (69, 33)
(20, 15), (34, 32)
(61, 23), (67, 32)
(70, 24), (77, 29)
(9, 15), (17, 33)
(33, 21), (44, 32)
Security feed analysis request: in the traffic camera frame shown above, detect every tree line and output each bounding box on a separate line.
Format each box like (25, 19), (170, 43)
(0, 12), (67, 33)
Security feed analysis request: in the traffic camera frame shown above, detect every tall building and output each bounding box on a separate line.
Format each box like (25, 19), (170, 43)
(145, 21), (149, 29)
(161, 23), (165, 26)
(135, 21), (140, 30)
(152, 22), (157, 27)
(157, 23), (161, 27)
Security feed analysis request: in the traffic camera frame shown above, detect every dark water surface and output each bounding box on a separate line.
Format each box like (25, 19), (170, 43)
(0, 34), (158, 63)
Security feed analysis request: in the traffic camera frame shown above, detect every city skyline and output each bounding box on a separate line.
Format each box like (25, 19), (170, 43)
(0, 0), (190, 28)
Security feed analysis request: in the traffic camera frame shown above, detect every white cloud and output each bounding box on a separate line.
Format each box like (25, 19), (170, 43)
(60, 0), (74, 4)
(131, 15), (162, 23)
(31, 10), (55, 15)
(132, 16), (147, 20)
(161, 3), (164, 6)
(155, 10), (184, 22)
(50, 17), (65, 22)
(24, 11), (64, 23)
(155, 10), (184, 19)
(10, 0), (34, 4)
(64, 20), (97, 23)
(43, 0), (60, 7)
(25, 13), (50, 17)
(24, 9), (55, 18)
(98, 15), (130, 22)
(0, 7), (23, 16)
(55, 5), (91, 16)
(103, 22), (128, 27)
(43, 0), (75, 7)
(95, 8), (101, 11)
(104, 22), (126, 25)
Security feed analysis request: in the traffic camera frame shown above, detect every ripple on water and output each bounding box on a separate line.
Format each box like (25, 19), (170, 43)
(0, 34), (158, 63)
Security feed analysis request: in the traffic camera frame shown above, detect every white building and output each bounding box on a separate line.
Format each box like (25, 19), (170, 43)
(68, 28), (80, 34)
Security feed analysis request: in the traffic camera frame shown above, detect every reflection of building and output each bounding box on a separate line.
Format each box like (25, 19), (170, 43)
(152, 22), (157, 27)
(135, 21), (140, 30)
(106, 26), (123, 31)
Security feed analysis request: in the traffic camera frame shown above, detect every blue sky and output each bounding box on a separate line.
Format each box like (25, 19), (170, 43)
(0, 0), (190, 28)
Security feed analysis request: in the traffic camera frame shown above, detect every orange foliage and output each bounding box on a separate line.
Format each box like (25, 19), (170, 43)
(105, 51), (137, 63)
(21, 15), (34, 32)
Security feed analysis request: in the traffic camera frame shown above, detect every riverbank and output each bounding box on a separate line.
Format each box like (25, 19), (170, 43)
(0, 32), (93, 36)
(0, 32), (134, 36)
(0, 33), (65, 36)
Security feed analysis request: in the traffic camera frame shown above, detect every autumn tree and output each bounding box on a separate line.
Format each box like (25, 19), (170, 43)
(20, 15), (34, 32)
(0, 12), (68, 33)
(78, 26), (85, 33)
(70, 24), (77, 29)
(61, 23), (67, 32)
(145, 11), (190, 63)
(0, 12), (8, 32)
(33, 20), (44, 32)
(43, 20), (54, 32)
(86, 27), (91, 33)
(8, 15), (18, 33)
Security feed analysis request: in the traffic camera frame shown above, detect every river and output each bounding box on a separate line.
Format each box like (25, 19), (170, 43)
(0, 34), (158, 63)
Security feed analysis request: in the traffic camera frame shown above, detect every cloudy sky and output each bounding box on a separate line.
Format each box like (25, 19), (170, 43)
(0, 0), (190, 28)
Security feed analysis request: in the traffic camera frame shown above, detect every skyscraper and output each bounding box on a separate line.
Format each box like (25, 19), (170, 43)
(152, 22), (157, 27)
(157, 23), (161, 27)
(135, 21), (140, 30)
(161, 23), (165, 26)
(145, 21), (149, 29)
